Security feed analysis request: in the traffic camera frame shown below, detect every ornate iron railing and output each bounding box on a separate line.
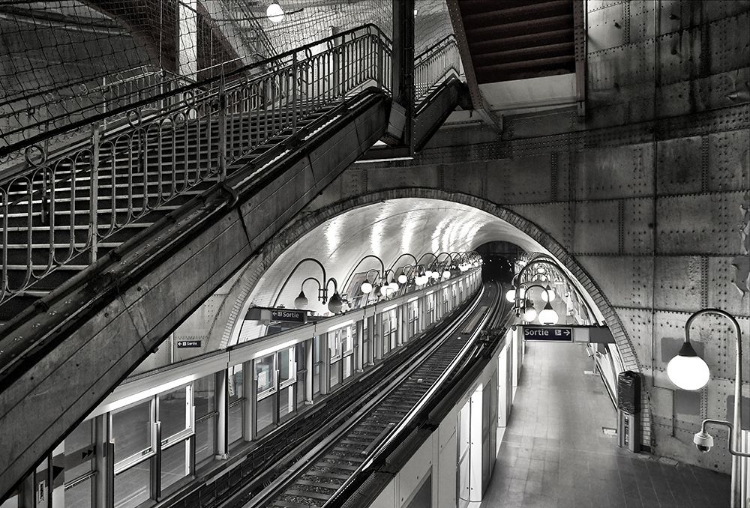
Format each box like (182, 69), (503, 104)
(414, 35), (462, 102)
(0, 66), (194, 165)
(0, 25), (460, 307)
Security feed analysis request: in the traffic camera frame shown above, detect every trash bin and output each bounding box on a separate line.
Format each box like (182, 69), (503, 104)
(617, 371), (641, 452)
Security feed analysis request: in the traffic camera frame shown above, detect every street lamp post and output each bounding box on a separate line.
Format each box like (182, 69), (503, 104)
(666, 308), (747, 508)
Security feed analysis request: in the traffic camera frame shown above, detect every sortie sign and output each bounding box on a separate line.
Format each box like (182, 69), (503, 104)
(270, 309), (306, 323)
(523, 326), (572, 341)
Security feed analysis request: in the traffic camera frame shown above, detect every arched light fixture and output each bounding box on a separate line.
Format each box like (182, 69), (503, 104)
(266, 2), (285, 23)
(294, 290), (308, 309)
(538, 302), (558, 325)
(671, 309), (746, 506)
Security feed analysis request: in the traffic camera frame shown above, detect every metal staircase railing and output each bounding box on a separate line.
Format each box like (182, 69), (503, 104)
(415, 35), (461, 103)
(0, 25), (461, 316)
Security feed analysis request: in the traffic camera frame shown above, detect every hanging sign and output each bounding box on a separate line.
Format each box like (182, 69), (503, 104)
(523, 326), (573, 341)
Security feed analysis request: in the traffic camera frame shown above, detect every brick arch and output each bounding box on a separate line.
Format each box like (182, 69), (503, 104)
(208, 188), (651, 445)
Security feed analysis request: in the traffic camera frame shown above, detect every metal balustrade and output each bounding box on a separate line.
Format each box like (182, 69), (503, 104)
(0, 66), (193, 164)
(0, 24), (461, 314)
(415, 35), (461, 103)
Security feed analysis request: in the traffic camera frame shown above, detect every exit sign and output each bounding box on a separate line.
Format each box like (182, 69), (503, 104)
(523, 326), (572, 341)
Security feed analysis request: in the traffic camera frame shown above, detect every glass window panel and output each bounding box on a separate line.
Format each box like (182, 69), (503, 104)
(343, 356), (353, 381)
(296, 342), (307, 372)
(64, 419), (94, 481)
(114, 461), (151, 508)
(279, 347), (294, 384)
(112, 400), (152, 464)
(228, 401), (243, 446)
(195, 416), (216, 468)
(329, 333), (341, 360)
(229, 365), (244, 403)
(255, 356), (275, 394)
(161, 440), (190, 492)
(342, 328), (353, 354)
(159, 385), (190, 440)
(279, 385), (295, 420)
(296, 379), (306, 406)
(65, 476), (93, 508)
(330, 360), (340, 388)
(194, 375), (216, 419)
(256, 395), (275, 435)
(313, 336), (321, 363)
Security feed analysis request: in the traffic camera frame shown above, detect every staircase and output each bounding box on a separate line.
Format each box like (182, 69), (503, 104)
(0, 24), (464, 500)
(1, 103), (339, 321)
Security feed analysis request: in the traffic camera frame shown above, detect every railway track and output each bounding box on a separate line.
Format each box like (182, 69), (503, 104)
(230, 282), (507, 508)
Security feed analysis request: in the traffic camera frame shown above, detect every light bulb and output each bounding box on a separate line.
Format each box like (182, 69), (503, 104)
(431, 271), (440, 280)
(667, 342), (710, 391)
(523, 307), (537, 322)
(294, 291), (308, 309)
(361, 281), (373, 294)
(539, 303), (558, 325)
(398, 274), (407, 284)
(541, 285), (556, 302)
(442, 270), (451, 279)
(266, 2), (284, 23)
(505, 289), (516, 302)
(327, 292), (343, 314)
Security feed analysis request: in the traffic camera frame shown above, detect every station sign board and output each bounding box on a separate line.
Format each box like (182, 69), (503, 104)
(246, 306), (307, 323)
(269, 308), (306, 323)
(523, 326), (572, 341)
(177, 340), (202, 348)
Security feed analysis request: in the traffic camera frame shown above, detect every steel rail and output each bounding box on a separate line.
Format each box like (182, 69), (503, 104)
(234, 283), (502, 508)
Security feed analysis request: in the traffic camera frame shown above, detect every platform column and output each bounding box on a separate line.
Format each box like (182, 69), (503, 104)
(320, 332), (330, 395)
(305, 337), (314, 403)
(355, 320), (364, 372)
(215, 370), (228, 458)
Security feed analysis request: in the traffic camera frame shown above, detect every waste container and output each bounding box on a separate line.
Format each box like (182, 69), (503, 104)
(617, 371), (641, 452)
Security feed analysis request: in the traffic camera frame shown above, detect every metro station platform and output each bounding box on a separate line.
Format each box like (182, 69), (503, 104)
(482, 342), (732, 508)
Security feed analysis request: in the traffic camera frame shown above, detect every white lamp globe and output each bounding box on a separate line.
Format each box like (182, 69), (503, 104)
(294, 291), (308, 309)
(389, 281), (399, 292)
(667, 342), (710, 390)
(523, 307), (537, 322)
(442, 269), (451, 279)
(541, 285), (556, 302)
(327, 292), (343, 314)
(380, 285), (389, 296)
(361, 281), (373, 294)
(398, 274), (408, 284)
(505, 289), (516, 302)
(539, 303), (558, 325)
(266, 2), (284, 23)
(431, 271), (440, 280)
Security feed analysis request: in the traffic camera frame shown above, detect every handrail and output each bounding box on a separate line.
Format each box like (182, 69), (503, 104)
(0, 23), (391, 161)
(0, 24), (462, 307)
(0, 25), (395, 306)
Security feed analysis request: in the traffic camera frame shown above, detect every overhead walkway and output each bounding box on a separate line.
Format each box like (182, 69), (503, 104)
(0, 26), (464, 498)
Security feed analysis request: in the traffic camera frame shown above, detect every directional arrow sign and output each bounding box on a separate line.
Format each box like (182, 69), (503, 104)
(523, 326), (573, 341)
